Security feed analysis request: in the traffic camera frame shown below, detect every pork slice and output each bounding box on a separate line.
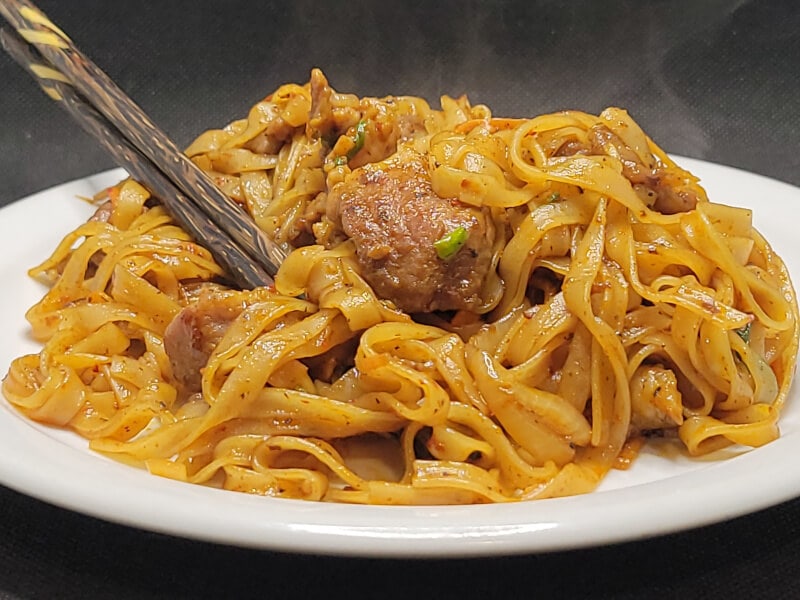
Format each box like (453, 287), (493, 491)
(306, 69), (426, 165)
(89, 199), (114, 223)
(330, 151), (495, 313)
(307, 68), (339, 141)
(163, 288), (245, 393)
(588, 124), (699, 214)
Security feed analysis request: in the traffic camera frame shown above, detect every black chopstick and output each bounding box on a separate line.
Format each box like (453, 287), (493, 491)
(0, 0), (287, 277)
(0, 27), (274, 290)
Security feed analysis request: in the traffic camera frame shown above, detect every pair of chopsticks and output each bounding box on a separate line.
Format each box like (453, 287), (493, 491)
(0, 0), (286, 289)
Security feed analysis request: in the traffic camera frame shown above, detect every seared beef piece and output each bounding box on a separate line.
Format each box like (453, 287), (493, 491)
(329, 152), (495, 313)
(89, 200), (114, 223)
(300, 336), (360, 383)
(307, 68), (341, 142)
(164, 284), (359, 392)
(587, 124), (699, 214)
(306, 69), (427, 166)
(163, 288), (245, 393)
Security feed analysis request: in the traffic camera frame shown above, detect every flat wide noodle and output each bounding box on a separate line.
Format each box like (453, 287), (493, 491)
(3, 71), (798, 504)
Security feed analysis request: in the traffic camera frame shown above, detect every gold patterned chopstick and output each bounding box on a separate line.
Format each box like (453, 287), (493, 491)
(0, 27), (274, 290)
(0, 0), (288, 277)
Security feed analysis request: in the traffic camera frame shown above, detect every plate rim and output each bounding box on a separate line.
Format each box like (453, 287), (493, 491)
(1, 158), (799, 558)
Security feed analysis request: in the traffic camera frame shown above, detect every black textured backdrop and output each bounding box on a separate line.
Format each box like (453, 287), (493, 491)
(2, 0), (800, 206)
(1, 1), (800, 599)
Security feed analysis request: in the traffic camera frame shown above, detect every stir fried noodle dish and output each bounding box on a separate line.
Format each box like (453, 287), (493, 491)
(4, 70), (798, 504)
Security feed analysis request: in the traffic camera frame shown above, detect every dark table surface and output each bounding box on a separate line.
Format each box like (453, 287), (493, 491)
(1, 1), (800, 598)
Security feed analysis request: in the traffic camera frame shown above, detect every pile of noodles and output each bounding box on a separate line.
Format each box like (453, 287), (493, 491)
(3, 70), (798, 504)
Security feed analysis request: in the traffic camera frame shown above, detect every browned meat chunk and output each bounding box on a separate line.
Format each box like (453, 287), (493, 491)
(89, 199), (113, 223)
(329, 151), (495, 313)
(307, 69), (427, 166)
(587, 124), (699, 214)
(163, 287), (245, 393)
(307, 68), (342, 142)
(301, 336), (360, 383)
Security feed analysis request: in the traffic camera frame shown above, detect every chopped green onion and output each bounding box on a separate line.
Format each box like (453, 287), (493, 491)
(332, 120), (368, 166)
(546, 191), (561, 203)
(735, 322), (752, 343)
(434, 226), (468, 260)
(346, 120), (367, 160)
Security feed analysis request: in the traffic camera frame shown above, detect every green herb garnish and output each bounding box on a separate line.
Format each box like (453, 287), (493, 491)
(546, 191), (561, 203)
(735, 322), (752, 343)
(434, 226), (468, 260)
(332, 120), (368, 166)
(346, 120), (367, 160)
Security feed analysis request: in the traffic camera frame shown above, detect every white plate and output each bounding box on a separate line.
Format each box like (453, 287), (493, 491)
(1, 160), (799, 558)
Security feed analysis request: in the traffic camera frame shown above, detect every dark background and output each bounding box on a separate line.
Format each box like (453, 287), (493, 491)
(2, 0), (800, 206)
(1, 1), (800, 598)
